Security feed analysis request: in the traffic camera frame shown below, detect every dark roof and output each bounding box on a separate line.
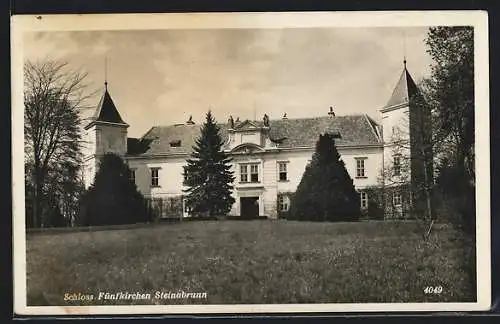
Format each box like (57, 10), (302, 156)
(383, 66), (419, 110)
(90, 84), (128, 126)
(127, 115), (382, 157)
(127, 138), (149, 155)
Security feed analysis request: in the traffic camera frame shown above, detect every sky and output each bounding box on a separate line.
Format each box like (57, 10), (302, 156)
(23, 27), (434, 138)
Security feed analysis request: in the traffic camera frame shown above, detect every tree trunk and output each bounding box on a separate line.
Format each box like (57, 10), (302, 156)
(33, 167), (40, 228)
(32, 191), (38, 229)
(422, 150), (434, 239)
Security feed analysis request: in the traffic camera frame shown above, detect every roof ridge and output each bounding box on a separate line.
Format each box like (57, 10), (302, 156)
(266, 115), (355, 122)
(143, 115), (372, 132)
(149, 115), (347, 129)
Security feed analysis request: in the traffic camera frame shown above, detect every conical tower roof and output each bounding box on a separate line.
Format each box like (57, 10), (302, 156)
(86, 82), (128, 129)
(381, 61), (420, 112)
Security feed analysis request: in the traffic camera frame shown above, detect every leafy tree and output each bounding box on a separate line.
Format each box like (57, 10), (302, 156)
(290, 133), (360, 222)
(424, 26), (474, 179)
(79, 153), (150, 226)
(183, 111), (235, 218)
(24, 60), (94, 228)
(423, 26), (475, 235)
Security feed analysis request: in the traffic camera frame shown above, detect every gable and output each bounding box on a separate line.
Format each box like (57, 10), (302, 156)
(234, 119), (261, 131)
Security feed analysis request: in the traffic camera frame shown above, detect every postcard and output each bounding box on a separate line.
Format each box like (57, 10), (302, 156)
(11, 11), (490, 315)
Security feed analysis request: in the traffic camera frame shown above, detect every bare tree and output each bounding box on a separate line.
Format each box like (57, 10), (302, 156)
(24, 60), (94, 228)
(379, 88), (437, 239)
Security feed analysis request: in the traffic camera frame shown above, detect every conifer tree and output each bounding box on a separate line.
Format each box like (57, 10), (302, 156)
(79, 153), (150, 226)
(183, 111), (235, 218)
(290, 133), (360, 222)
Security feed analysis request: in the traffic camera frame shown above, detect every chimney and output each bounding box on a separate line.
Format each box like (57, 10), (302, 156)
(282, 112), (288, 120)
(186, 115), (195, 125)
(263, 113), (269, 127)
(328, 106), (335, 117)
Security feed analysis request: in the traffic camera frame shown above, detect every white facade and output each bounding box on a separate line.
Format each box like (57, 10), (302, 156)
(123, 142), (382, 219)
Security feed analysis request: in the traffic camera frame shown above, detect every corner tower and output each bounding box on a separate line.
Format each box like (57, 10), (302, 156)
(380, 60), (433, 217)
(83, 82), (129, 188)
(381, 60), (418, 145)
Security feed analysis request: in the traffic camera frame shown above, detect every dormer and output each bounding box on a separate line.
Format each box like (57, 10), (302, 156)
(227, 114), (271, 151)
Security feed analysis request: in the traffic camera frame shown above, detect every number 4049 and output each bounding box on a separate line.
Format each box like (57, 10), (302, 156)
(424, 286), (443, 294)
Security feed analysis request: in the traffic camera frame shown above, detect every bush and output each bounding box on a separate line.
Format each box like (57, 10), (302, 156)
(435, 165), (476, 236)
(147, 196), (183, 220)
(290, 134), (360, 222)
(367, 198), (384, 220)
(78, 153), (151, 226)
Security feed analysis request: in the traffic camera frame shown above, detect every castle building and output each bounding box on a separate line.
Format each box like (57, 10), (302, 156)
(83, 62), (431, 219)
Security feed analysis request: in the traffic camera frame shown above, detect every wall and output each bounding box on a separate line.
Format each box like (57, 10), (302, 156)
(82, 127), (97, 189)
(381, 105), (409, 144)
(95, 124), (128, 157)
(338, 146), (383, 189)
(82, 127), (96, 163)
(82, 159), (96, 189)
(240, 132), (261, 146)
(82, 123), (128, 189)
(381, 105), (411, 186)
(127, 156), (188, 198)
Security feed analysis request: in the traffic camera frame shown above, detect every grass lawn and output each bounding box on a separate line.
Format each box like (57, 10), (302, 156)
(26, 220), (476, 305)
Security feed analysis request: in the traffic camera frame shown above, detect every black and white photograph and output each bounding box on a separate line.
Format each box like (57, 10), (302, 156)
(12, 11), (490, 315)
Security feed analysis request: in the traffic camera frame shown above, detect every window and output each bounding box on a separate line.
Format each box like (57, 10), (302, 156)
(355, 158), (367, 178)
(240, 163), (259, 183)
(393, 193), (402, 206)
(393, 155), (401, 176)
(278, 195), (290, 212)
(169, 140), (181, 147)
(250, 164), (259, 182)
(240, 165), (248, 182)
(278, 162), (288, 181)
(359, 191), (368, 209)
(129, 169), (136, 183)
(150, 168), (160, 187)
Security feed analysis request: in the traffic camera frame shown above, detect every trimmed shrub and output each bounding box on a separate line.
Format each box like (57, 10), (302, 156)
(78, 153), (151, 226)
(290, 133), (360, 222)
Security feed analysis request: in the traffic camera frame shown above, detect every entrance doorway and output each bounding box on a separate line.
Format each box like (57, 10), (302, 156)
(240, 197), (259, 219)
